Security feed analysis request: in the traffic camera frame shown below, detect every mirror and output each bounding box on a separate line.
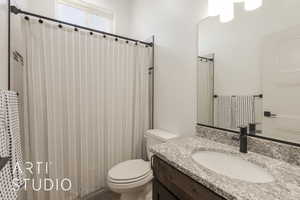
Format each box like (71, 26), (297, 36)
(197, 0), (300, 144)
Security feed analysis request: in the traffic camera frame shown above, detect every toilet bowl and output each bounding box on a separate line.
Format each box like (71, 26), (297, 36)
(107, 159), (153, 200)
(107, 129), (177, 200)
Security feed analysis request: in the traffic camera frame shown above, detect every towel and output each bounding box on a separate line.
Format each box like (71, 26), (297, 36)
(214, 96), (232, 129)
(0, 100), (8, 158)
(234, 96), (255, 128)
(0, 90), (25, 199)
(0, 93), (17, 200)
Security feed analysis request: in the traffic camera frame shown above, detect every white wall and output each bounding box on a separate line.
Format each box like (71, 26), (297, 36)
(198, 0), (300, 95)
(130, 0), (208, 136)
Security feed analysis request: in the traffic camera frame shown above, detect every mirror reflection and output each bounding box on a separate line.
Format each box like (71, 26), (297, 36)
(197, 0), (300, 144)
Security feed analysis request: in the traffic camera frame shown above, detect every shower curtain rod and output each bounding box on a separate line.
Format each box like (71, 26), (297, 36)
(10, 5), (153, 47)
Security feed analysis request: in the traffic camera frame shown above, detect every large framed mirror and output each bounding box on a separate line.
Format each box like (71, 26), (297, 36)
(197, 0), (300, 145)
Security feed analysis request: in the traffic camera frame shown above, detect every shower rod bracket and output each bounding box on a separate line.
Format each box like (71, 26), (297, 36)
(10, 5), (20, 14)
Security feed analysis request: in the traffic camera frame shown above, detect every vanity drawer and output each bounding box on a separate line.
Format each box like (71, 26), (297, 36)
(152, 156), (225, 200)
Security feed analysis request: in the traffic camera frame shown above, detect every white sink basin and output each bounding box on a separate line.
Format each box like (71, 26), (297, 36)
(192, 151), (274, 183)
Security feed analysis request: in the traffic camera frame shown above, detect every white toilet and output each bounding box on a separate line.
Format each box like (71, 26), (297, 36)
(107, 129), (177, 200)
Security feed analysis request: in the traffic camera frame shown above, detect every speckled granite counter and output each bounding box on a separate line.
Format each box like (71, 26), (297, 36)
(150, 136), (300, 200)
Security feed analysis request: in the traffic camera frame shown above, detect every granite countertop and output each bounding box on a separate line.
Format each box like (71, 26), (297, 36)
(150, 136), (300, 200)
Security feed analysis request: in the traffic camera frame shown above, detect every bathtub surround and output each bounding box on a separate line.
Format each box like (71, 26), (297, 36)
(196, 125), (300, 166)
(150, 136), (300, 200)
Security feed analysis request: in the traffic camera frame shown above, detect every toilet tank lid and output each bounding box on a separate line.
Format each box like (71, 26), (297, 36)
(145, 129), (178, 142)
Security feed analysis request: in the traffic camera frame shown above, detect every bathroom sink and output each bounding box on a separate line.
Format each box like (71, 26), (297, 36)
(191, 151), (274, 183)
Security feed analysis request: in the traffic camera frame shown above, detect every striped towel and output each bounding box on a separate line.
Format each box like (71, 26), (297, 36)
(0, 90), (24, 199)
(233, 96), (255, 128)
(214, 96), (232, 129)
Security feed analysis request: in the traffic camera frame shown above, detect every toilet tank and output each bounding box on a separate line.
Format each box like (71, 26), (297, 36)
(145, 129), (178, 160)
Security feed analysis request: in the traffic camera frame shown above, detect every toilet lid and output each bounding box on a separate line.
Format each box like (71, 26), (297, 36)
(108, 159), (151, 181)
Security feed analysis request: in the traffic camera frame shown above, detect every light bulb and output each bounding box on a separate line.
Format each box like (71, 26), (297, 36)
(208, 0), (221, 16)
(245, 0), (262, 11)
(220, 0), (234, 23)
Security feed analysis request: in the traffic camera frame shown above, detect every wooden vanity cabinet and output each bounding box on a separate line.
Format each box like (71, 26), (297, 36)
(152, 156), (226, 200)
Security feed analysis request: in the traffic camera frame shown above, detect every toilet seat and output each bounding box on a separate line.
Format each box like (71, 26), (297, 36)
(108, 170), (152, 184)
(108, 174), (153, 193)
(108, 159), (152, 185)
(106, 130), (177, 200)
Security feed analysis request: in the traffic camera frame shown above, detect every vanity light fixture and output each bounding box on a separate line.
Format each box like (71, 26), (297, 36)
(244, 0), (263, 11)
(208, 0), (235, 23)
(208, 0), (221, 16)
(220, 0), (234, 23)
(208, 0), (263, 23)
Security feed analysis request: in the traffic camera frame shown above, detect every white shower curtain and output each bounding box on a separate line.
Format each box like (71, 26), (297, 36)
(197, 59), (214, 126)
(21, 18), (151, 200)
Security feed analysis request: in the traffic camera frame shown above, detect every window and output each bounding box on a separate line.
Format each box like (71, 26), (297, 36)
(56, 0), (114, 33)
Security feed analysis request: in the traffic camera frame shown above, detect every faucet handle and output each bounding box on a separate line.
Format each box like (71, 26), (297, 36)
(239, 126), (248, 136)
(231, 135), (240, 141)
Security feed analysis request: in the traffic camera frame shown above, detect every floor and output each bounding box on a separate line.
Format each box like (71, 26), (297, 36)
(86, 190), (120, 200)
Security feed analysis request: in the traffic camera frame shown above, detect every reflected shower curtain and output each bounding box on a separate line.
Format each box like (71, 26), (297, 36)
(21, 18), (151, 200)
(197, 59), (214, 126)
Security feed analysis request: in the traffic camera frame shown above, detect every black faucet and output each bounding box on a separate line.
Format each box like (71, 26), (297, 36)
(239, 127), (248, 153)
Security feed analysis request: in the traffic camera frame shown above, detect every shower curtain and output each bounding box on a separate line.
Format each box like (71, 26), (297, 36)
(20, 18), (151, 200)
(197, 59), (214, 126)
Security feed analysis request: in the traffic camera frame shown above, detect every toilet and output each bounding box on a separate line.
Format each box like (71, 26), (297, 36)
(107, 129), (178, 200)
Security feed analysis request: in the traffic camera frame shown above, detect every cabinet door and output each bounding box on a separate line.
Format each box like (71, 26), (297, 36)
(153, 179), (159, 200)
(153, 156), (226, 200)
(153, 179), (178, 200)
